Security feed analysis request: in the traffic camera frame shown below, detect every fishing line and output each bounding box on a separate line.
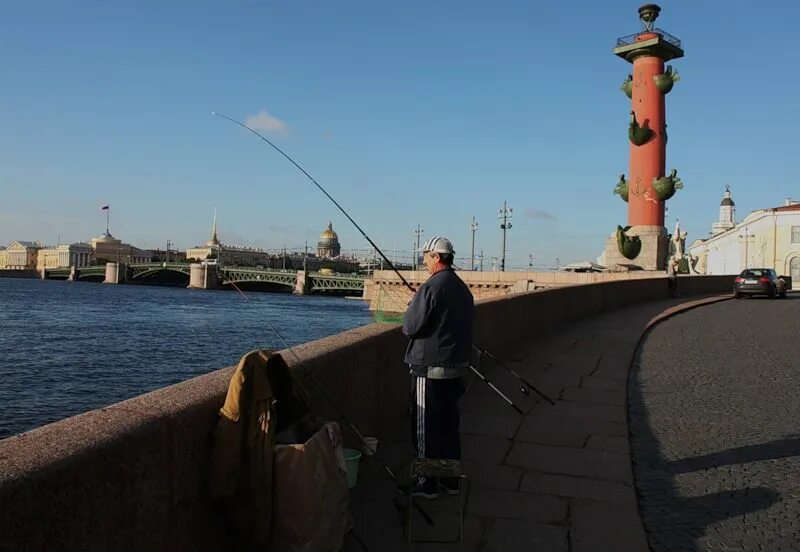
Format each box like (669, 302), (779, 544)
(212, 113), (554, 408)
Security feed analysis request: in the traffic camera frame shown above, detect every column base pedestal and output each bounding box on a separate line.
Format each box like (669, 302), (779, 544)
(601, 225), (668, 272)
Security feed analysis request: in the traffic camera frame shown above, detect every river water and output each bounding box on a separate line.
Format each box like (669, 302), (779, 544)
(0, 278), (373, 439)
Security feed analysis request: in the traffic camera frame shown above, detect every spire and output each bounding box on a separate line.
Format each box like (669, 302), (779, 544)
(212, 208), (218, 242)
(206, 208), (220, 247)
(711, 186), (735, 235)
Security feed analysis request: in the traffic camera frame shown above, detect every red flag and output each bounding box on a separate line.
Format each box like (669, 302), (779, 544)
(100, 205), (109, 210)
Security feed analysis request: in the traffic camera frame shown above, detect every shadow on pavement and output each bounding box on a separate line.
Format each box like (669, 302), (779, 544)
(629, 350), (782, 551)
(669, 435), (800, 474)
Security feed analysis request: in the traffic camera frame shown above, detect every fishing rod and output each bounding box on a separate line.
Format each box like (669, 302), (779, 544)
(474, 345), (556, 405)
(224, 278), (435, 527)
(212, 112), (552, 410)
(469, 365), (524, 415)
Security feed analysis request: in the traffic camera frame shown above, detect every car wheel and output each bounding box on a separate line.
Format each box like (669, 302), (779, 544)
(769, 286), (776, 299)
(735, 293), (742, 299)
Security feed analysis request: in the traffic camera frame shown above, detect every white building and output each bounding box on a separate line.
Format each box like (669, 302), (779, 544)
(689, 192), (800, 288)
(711, 185), (736, 236)
(36, 243), (93, 270)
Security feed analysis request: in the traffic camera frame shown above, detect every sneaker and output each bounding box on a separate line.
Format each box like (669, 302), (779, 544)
(410, 477), (439, 500)
(438, 477), (460, 496)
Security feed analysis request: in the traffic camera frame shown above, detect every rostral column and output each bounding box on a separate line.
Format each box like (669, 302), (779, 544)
(607, 4), (684, 270)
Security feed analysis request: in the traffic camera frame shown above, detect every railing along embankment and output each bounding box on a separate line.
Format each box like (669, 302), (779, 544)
(0, 275), (732, 551)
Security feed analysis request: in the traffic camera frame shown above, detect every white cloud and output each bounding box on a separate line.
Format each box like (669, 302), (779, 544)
(244, 110), (288, 133)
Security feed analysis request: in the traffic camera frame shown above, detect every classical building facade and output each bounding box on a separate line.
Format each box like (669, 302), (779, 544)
(317, 222), (341, 258)
(2, 241), (41, 269)
(90, 233), (150, 264)
(689, 196), (800, 287)
(36, 243), (93, 270)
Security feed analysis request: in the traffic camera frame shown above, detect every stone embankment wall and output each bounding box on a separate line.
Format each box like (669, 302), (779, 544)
(363, 269), (670, 312)
(0, 275), (731, 551)
(0, 269), (39, 279)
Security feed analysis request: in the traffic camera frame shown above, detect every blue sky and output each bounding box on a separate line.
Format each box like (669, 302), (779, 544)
(1, 1), (798, 269)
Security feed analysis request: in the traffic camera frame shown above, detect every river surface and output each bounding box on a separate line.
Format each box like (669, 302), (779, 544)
(0, 278), (373, 439)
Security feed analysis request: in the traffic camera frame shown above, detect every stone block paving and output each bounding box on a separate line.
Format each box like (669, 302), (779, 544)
(341, 296), (721, 552)
(629, 295), (800, 551)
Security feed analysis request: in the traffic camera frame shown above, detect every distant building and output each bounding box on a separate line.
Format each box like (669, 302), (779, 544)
(689, 195), (800, 287)
(185, 211), (222, 262)
(90, 233), (151, 264)
(0, 246), (6, 269)
(711, 185), (736, 236)
(148, 248), (187, 263)
(36, 243), (93, 270)
(2, 241), (41, 269)
(317, 222), (341, 258)
(185, 211), (271, 266)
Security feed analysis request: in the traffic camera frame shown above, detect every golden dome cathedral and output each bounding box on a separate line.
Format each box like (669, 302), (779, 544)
(317, 221), (341, 258)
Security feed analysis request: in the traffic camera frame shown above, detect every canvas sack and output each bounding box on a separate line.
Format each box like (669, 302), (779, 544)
(271, 422), (351, 552)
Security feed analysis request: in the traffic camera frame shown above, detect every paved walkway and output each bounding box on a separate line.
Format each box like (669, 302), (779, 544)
(630, 295), (800, 551)
(342, 295), (730, 551)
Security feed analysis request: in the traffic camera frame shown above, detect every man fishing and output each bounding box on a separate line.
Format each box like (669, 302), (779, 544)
(403, 236), (474, 499)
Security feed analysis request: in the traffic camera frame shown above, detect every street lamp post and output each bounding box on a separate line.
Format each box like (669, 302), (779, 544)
(469, 216), (479, 271)
(497, 201), (513, 272)
(738, 229), (755, 270)
(413, 224), (424, 271)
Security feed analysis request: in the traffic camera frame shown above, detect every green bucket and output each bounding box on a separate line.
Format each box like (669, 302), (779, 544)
(343, 448), (362, 488)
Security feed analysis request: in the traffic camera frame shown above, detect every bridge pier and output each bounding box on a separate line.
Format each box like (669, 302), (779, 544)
(188, 263), (220, 290)
(294, 270), (309, 295)
(103, 262), (127, 284)
(68, 266), (77, 281)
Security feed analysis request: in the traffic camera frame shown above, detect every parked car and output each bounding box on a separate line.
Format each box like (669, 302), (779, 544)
(734, 268), (787, 298)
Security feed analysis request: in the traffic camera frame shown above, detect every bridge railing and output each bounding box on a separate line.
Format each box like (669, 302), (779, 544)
(220, 265), (296, 273)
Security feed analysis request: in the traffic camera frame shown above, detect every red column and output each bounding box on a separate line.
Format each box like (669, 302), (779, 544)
(628, 34), (666, 228)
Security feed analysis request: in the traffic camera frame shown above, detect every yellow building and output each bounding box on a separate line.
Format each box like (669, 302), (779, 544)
(0, 246), (6, 268)
(36, 243), (93, 270)
(2, 241), (40, 269)
(185, 242), (272, 266)
(90, 233), (150, 264)
(689, 196), (800, 287)
(186, 211), (223, 263)
(185, 211), (271, 266)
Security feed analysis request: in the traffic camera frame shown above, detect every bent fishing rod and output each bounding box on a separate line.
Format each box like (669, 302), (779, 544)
(225, 279), (435, 527)
(213, 111), (554, 408)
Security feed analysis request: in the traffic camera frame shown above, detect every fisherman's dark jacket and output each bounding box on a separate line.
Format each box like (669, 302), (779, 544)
(402, 267), (474, 377)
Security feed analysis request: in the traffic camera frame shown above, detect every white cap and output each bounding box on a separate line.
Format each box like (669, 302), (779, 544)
(418, 236), (455, 255)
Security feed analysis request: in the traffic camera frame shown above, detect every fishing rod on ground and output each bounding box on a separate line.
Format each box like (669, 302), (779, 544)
(212, 111), (553, 411)
(224, 279), (435, 528)
(473, 345), (556, 405)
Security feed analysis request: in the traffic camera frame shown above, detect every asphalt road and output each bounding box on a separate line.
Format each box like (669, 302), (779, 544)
(629, 294), (800, 551)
